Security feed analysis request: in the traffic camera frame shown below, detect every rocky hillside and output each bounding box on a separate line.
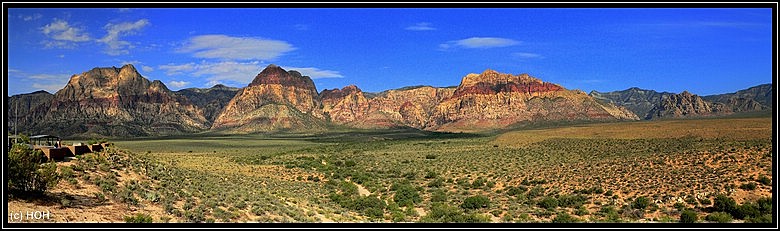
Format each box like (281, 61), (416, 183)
(428, 70), (638, 131)
(211, 64), (327, 133)
(7, 90), (54, 135)
(590, 87), (674, 119)
(15, 63), (767, 136)
(645, 91), (718, 120)
(27, 64), (209, 137)
(175, 84), (240, 123)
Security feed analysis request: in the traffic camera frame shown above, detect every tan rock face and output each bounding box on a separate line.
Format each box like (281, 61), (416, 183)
(212, 65), (326, 132)
(320, 85), (370, 125)
(39, 64), (208, 137)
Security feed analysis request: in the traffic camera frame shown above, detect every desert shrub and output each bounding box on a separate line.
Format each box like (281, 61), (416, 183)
(699, 197), (712, 206)
(746, 214), (772, 223)
(739, 182), (757, 191)
(347, 196), (386, 218)
(425, 154), (437, 160)
(471, 177), (487, 189)
(755, 197), (772, 214)
(7, 144), (59, 195)
(505, 186), (524, 197)
(756, 175), (771, 186)
(537, 197), (558, 210)
(420, 204), (489, 223)
(632, 196), (651, 210)
(558, 194), (586, 208)
(552, 212), (579, 223)
(705, 212), (733, 223)
(424, 170), (438, 179)
(431, 189), (447, 203)
(679, 210), (698, 223)
(527, 186), (545, 199)
(674, 202), (687, 211)
(713, 194), (737, 214)
(393, 183), (421, 207)
(733, 202), (761, 219)
(427, 178), (444, 188)
(575, 205), (590, 216)
(124, 213), (153, 223)
(461, 195), (490, 210)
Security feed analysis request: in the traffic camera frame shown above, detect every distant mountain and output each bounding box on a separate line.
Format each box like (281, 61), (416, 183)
(589, 87), (674, 119)
(702, 84), (772, 108)
(645, 91), (718, 120)
(211, 64), (327, 133)
(176, 84), (239, 124)
(16, 64), (209, 137)
(595, 84), (772, 120)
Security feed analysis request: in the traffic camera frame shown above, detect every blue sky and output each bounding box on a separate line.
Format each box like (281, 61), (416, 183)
(6, 7), (774, 96)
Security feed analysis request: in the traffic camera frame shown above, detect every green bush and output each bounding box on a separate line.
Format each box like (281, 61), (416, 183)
(505, 186), (524, 197)
(552, 212), (579, 223)
(632, 196), (651, 210)
(713, 194), (737, 214)
(746, 214), (772, 223)
(756, 175), (771, 186)
(393, 183), (422, 207)
(739, 182), (757, 191)
(431, 189), (447, 203)
(7, 144), (59, 195)
(733, 202), (761, 220)
(461, 195), (490, 210)
(427, 178), (444, 188)
(425, 154), (437, 160)
(705, 212), (733, 223)
(679, 210), (698, 223)
(699, 198), (712, 205)
(558, 194), (586, 208)
(537, 197), (558, 210)
(421, 204), (490, 223)
(124, 213), (153, 223)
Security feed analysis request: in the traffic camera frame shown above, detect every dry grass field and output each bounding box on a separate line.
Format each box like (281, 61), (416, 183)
(7, 116), (773, 223)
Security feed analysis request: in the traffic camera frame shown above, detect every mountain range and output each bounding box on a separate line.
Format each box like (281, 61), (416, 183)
(6, 64), (773, 138)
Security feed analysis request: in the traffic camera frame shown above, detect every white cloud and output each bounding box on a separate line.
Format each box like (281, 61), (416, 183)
(512, 52), (542, 59)
(168, 80), (190, 88)
(141, 65), (154, 73)
(178, 34), (295, 60)
(28, 73), (70, 80)
(440, 37), (520, 50)
(158, 63), (197, 76)
(98, 19), (150, 56)
(58, 54), (65, 58)
(405, 22), (436, 31)
(120, 60), (142, 65)
(192, 61), (263, 84)
(118, 8), (132, 13)
(41, 19), (91, 48)
(21, 13), (42, 21)
(282, 66), (343, 79)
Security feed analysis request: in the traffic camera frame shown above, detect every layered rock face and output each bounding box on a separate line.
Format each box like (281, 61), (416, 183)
(590, 87), (674, 119)
(645, 91), (716, 119)
(320, 85), (370, 125)
(176, 84), (240, 123)
(36, 64), (208, 137)
(7, 91), (54, 135)
(211, 64), (326, 132)
(429, 70), (638, 131)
